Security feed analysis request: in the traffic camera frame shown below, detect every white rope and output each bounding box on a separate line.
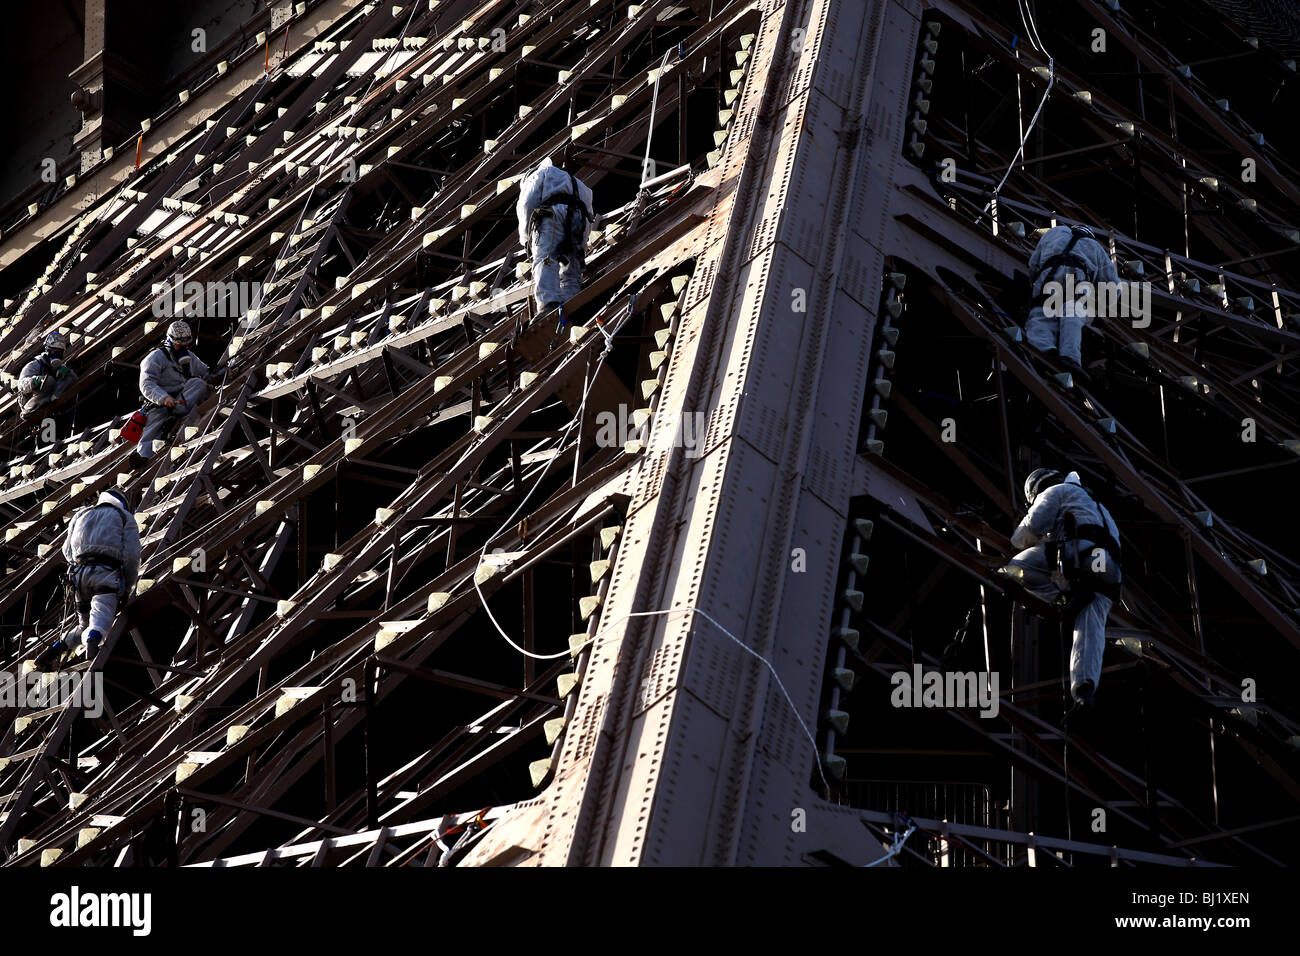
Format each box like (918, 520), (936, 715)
(980, 4), (1053, 222)
(640, 50), (674, 188)
(562, 605), (832, 794)
(469, 304), (623, 660)
(865, 822), (918, 866)
(464, 303), (833, 793)
(1021, 0), (1047, 53)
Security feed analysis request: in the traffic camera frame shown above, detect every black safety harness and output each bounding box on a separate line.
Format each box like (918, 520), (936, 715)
(1027, 226), (1094, 314)
(1045, 496), (1122, 605)
(73, 552), (124, 570)
(530, 170), (591, 258)
(66, 505), (128, 605)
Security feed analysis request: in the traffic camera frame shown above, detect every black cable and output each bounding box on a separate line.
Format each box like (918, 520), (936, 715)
(1060, 614), (1074, 862)
(941, 605), (976, 670)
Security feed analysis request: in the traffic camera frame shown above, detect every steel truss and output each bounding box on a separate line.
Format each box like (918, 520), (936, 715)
(0, 0), (1296, 868)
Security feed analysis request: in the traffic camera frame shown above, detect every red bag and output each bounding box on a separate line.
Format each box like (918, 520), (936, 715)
(120, 411), (147, 444)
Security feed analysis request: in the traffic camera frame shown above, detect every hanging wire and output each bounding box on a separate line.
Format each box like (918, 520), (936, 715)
(865, 818), (919, 866)
(978, 0), (1054, 224)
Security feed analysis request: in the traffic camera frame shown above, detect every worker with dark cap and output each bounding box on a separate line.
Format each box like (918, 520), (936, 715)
(17, 330), (78, 418)
(1001, 467), (1122, 719)
(133, 319), (214, 462)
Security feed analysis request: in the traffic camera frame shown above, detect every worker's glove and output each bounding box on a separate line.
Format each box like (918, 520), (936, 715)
(55, 366), (73, 379)
(31, 375), (46, 390)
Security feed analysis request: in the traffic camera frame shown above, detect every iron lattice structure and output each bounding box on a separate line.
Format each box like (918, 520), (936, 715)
(0, 0), (1296, 867)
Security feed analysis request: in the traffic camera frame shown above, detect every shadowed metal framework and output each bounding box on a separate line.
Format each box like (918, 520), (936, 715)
(0, 0), (1296, 867)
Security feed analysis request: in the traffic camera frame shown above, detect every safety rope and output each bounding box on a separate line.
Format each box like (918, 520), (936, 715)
(979, 0), (1054, 224)
(470, 295), (630, 659)
(865, 819), (919, 867)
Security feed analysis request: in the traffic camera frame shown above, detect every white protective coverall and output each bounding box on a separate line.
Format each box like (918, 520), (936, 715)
(136, 345), (211, 459)
(1006, 472), (1121, 697)
(516, 159), (594, 313)
(1025, 224), (1122, 365)
(61, 491), (141, 647)
(17, 351), (77, 417)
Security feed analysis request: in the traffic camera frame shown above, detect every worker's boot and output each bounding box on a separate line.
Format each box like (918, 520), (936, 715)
(1058, 355), (1091, 384)
(80, 629), (104, 660)
(996, 564), (1034, 602)
(1034, 346), (1092, 386)
(1071, 679), (1095, 707)
(33, 638), (69, 671)
(527, 300), (557, 330)
(163, 413), (187, 443)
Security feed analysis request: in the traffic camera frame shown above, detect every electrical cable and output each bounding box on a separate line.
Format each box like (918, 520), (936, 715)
(978, 1), (1054, 224)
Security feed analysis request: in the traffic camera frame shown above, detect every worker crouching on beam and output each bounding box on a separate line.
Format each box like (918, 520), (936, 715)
(17, 330), (79, 418)
(131, 320), (217, 463)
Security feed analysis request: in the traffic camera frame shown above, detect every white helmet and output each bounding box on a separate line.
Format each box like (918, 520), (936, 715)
(166, 319), (193, 348)
(98, 488), (132, 512)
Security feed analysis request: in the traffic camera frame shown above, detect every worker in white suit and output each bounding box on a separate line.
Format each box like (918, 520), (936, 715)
(1002, 467), (1122, 718)
(516, 158), (594, 317)
(1024, 224), (1121, 380)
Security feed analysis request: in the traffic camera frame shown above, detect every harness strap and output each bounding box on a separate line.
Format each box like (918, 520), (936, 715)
(70, 560), (123, 602)
(530, 172), (590, 258)
(1028, 227), (1094, 310)
(1070, 522), (1121, 560)
(533, 192), (588, 214)
(1062, 578), (1121, 607)
(1055, 508), (1122, 604)
(73, 554), (123, 570)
